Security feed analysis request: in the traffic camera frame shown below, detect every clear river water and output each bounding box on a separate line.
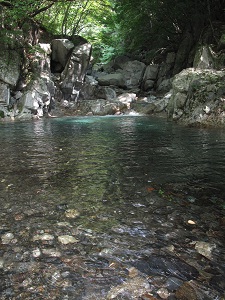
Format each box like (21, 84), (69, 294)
(0, 115), (225, 299)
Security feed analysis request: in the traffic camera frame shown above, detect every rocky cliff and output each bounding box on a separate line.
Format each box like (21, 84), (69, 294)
(0, 25), (225, 126)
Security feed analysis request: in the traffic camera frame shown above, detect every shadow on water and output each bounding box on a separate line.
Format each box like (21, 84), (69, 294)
(0, 115), (224, 299)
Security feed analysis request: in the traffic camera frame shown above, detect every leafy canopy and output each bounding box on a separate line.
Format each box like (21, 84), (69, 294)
(1, 0), (225, 62)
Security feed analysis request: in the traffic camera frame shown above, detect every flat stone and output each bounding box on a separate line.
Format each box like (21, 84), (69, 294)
(195, 241), (216, 259)
(65, 209), (80, 218)
(42, 248), (61, 257)
(58, 235), (79, 244)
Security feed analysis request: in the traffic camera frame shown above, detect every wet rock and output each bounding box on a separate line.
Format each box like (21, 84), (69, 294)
(0, 258), (4, 268)
(33, 233), (55, 241)
(107, 276), (151, 299)
(14, 213), (24, 221)
(65, 209), (80, 218)
(157, 287), (170, 299)
(32, 248), (41, 258)
(165, 277), (183, 291)
(58, 235), (79, 244)
(42, 248), (62, 257)
(209, 275), (225, 294)
(56, 203), (68, 211)
(140, 294), (158, 300)
(131, 255), (199, 281)
(56, 221), (72, 227)
(195, 241), (216, 259)
(1, 232), (14, 244)
(175, 280), (220, 300)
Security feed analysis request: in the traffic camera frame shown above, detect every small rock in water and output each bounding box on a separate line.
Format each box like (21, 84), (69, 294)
(195, 241), (216, 259)
(1, 232), (14, 244)
(107, 276), (151, 299)
(42, 248), (62, 257)
(157, 287), (170, 299)
(176, 280), (219, 300)
(0, 258), (4, 268)
(56, 203), (68, 211)
(32, 248), (41, 258)
(56, 221), (72, 227)
(33, 233), (55, 241)
(65, 209), (80, 218)
(187, 196), (196, 203)
(187, 220), (196, 225)
(58, 235), (79, 244)
(131, 255), (199, 281)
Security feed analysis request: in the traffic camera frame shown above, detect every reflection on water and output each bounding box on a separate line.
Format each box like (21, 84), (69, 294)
(0, 115), (225, 299)
(1, 115), (225, 225)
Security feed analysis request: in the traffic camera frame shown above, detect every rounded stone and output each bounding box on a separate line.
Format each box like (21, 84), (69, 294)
(58, 235), (79, 244)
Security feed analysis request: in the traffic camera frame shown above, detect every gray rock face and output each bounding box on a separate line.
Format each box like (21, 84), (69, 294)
(97, 73), (126, 88)
(167, 68), (225, 125)
(142, 64), (159, 91)
(0, 49), (21, 87)
(119, 60), (146, 89)
(51, 39), (74, 72)
(193, 46), (214, 69)
(0, 36), (93, 119)
(0, 83), (10, 116)
(60, 42), (92, 100)
(97, 60), (146, 90)
(18, 44), (55, 119)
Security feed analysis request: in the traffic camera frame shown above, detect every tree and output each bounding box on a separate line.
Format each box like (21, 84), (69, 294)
(114, 0), (225, 57)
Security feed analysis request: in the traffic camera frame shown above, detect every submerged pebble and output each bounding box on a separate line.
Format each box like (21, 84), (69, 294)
(195, 241), (216, 259)
(1, 232), (14, 244)
(33, 233), (55, 241)
(65, 209), (80, 218)
(58, 235), (79, 244)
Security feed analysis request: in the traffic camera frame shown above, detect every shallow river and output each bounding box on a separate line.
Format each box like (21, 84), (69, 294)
(0, 115), (224, 299)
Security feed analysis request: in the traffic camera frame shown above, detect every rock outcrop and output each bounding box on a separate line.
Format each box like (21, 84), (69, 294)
(167, 68), (225, 126)
(0, 36), (92, 120)
(0, 22), (225, 126)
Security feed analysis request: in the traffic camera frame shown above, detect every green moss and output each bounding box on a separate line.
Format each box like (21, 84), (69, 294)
(0, 111), (5, 118)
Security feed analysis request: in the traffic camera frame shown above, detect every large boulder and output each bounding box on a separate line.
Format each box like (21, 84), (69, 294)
(18, 44), (55, 119)
(0, 49), (21, 87)
(131, 94), (170, 114)
(142, 64), (159, 91)
(167, 68), (225, 125)
(51, 39), (74, 72)
(193, 45), (214, 69)
(61, 42), (92, 99)
(95, 86), (117, 101)
(156, 52), (175, 92)
(119, 60), (146, 89)
(97, 73), (126, 88)
(97, 60), (146, 90)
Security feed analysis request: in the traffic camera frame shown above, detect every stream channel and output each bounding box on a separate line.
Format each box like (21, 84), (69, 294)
(0, 115), (225, 299)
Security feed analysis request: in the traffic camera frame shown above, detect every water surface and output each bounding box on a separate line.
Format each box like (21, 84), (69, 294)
(0, 115), (224, 299)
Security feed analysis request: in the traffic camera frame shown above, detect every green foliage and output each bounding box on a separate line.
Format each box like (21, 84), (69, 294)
(1, 0), (224, 62)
